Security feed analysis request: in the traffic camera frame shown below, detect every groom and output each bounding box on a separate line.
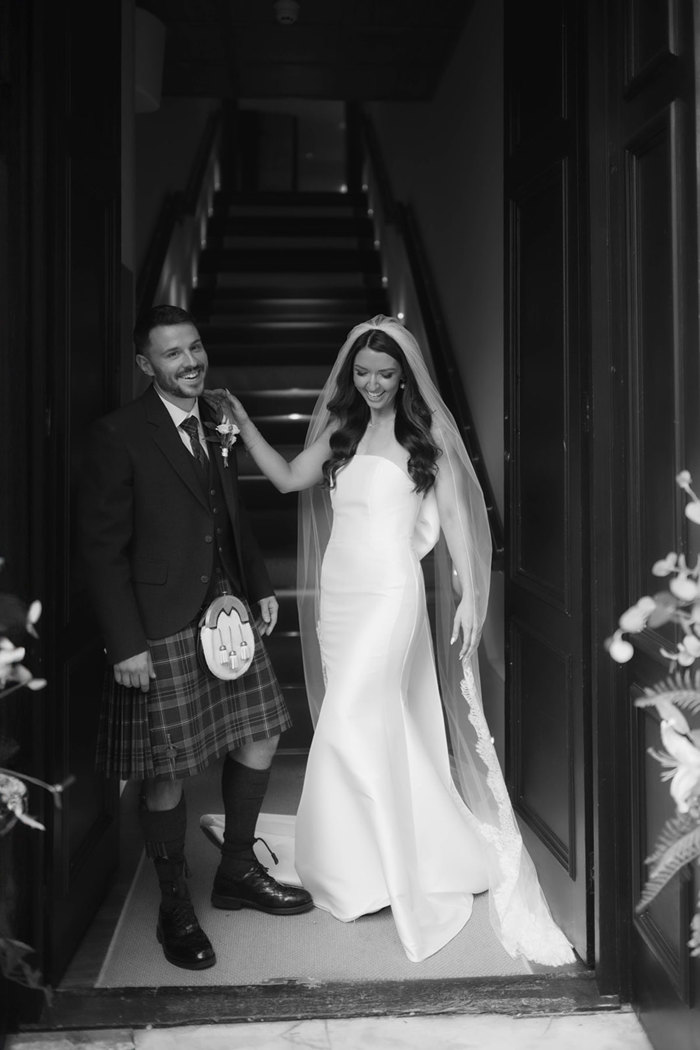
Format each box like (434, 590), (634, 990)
(78, 304), (312, 971)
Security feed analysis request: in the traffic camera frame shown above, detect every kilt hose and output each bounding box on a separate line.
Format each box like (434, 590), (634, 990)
(96, 593), (291, 781)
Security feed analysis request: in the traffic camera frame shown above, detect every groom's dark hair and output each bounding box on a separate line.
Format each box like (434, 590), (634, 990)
(133, 305), (197, 355)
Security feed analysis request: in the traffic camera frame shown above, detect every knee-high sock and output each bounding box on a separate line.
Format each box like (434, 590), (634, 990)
(139, 793), (188, 900)
(219, 757), (270, 877)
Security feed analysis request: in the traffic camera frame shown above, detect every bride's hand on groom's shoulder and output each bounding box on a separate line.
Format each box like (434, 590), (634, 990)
(203, 388), (249, 427)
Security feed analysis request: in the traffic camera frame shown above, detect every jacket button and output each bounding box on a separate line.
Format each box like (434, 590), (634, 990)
(201, 575), (209, 584)
(210, 489), (216, 496)
(204, 535), (213, 543)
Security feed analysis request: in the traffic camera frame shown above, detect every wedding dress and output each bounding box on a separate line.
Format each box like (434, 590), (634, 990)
(295, 316), (575, 967)
(294, 453), (491, 961)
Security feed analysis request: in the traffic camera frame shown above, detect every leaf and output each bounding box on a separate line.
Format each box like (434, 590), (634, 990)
(0, 936), (51, 1002)
(635, 671), (700, 717)
(636, 823), (700, 912)
(645, 812), (697, 865)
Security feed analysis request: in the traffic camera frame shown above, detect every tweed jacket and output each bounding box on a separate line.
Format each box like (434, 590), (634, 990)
(78, 385), (274, 665)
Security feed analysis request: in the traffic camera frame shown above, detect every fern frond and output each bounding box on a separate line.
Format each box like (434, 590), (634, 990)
(635, 670), (700, 716)
(636, 826), (700, 912)
(645, 812), (698, 865)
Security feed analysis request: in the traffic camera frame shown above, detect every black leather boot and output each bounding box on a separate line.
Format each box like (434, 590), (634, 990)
(212, 858), (313, 915)
(157, 867), (216, 970)
(213, 757), (313, 915)
(140, 796), (216, 970)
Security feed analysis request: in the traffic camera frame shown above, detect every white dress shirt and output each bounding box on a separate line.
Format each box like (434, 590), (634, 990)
(155, 389), (210, 461)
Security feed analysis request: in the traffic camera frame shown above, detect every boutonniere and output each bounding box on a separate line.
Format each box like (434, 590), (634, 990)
(205, 418), (240, 468)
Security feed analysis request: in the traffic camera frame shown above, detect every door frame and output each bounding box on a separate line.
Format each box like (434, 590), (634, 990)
(586, 0), (700, 1041)
(8, 0), (667, 1032)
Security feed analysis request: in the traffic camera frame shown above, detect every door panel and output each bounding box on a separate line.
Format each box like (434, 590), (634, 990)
(42, 0), (123, 981)
(504, 0), (590, 960)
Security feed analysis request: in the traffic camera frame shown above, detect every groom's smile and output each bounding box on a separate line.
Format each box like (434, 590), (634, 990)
(135, 321), (209, 409)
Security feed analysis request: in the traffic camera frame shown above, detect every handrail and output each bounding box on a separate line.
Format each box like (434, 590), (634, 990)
(135, 192), (182, 314)
(183, 111), (221, 212)
(360, 115), (505, 568)
(135, 110), (223, 315)
(360, 114), (397, 224)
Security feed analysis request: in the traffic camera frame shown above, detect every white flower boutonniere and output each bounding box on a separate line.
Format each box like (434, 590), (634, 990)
(205, 419), (240, 468)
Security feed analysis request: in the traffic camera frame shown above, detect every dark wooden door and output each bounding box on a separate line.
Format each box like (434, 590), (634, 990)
(39, 0), (123, 982)
(588, 0), (700, 1044)
(504, 0), (591, 960)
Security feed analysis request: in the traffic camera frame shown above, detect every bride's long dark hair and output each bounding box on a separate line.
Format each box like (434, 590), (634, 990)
(322, 328), (440, 493)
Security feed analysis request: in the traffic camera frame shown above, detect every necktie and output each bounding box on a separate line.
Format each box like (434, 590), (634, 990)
(180, 416), (208, 474)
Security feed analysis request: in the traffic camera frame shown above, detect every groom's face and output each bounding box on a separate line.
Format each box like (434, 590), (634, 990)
(136, 322), (208, 406)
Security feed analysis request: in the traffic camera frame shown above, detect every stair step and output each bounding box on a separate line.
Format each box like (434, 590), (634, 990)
(219, 234), (375, 252)
(213, 272), (385, 289)
(209, 215), (374, 238)
(237, 389), (320, 414)
(198, 289), (386, 310)
(200, 319), (351, 345)
(251, 416), (313, 444)
(200, 248), (381, 274)
(207, 343), (338, 368)
(236, 445), (303, 475)
(206, 365), (330, 390)
(218, 190), (368, 208)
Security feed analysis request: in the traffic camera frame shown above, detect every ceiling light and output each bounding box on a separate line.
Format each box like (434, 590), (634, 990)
(274, 1), (300, 24)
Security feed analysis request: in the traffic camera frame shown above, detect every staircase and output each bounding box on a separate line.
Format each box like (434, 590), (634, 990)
(191, 190), (388, 750)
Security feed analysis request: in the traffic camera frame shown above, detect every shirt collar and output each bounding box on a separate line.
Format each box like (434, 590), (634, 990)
(154, 388), (202, 429)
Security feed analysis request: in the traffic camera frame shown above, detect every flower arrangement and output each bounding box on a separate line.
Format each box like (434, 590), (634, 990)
(0, 557), (71, 998)
(607, 472), (700, 956)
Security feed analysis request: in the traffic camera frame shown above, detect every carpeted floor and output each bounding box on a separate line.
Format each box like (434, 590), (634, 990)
(94, 755), (531, 987)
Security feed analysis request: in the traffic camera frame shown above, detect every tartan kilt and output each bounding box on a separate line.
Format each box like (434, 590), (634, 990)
(96, 596), (291, 781)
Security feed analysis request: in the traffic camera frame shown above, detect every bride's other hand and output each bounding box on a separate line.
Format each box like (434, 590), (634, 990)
(203, 388), (249, 427)
(451, 597), (478, 660)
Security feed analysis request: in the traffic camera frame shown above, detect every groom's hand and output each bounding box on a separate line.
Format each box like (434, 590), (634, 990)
(257, 596), (278, 636)
(113, 650), (155, 692)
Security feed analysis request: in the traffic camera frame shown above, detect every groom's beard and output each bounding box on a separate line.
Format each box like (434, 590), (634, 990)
(153, 362), (208, 401)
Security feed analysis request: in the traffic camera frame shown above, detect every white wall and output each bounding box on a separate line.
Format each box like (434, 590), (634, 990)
(368, 0), (505, 754)
(368, 0), (504, 522)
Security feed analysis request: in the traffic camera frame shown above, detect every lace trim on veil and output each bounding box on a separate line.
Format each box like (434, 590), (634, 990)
(460, 665), (575, 965)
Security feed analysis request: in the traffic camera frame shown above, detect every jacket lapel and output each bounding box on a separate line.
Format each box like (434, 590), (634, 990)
(200, 399), (241, 523)
(144, 386), (210, 510)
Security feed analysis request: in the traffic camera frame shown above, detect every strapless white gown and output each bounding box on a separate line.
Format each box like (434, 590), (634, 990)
(294, 455), (490, 962)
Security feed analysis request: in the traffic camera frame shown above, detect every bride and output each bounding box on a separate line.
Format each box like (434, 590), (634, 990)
(214, 315), (573, 965)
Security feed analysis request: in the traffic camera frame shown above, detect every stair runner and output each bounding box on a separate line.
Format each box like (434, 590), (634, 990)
(191, 190), (388, 749)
